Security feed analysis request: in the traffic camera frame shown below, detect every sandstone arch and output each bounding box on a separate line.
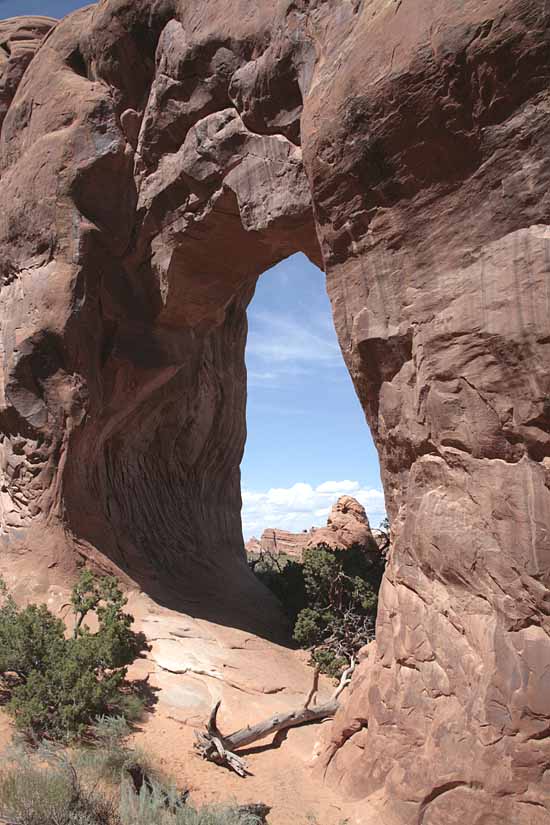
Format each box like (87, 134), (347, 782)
(0, 1), (549, 823)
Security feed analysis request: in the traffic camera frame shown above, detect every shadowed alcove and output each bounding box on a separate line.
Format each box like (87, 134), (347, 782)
(241, 252), (385, 545)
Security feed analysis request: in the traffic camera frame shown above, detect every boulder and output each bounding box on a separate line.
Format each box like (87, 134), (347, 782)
(306, 495), (379, 553)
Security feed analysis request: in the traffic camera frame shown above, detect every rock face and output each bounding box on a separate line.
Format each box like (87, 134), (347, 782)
(0, 2), (549, 823)
(0, 16), (56, 131)
(247, 529), (310, 560)
(247, 496), (380, 559)
(307, 495), (379, 553)
(244, 536), (262, 556)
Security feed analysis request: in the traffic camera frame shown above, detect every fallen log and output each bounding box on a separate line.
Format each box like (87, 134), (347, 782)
(194, 659), (356, 776)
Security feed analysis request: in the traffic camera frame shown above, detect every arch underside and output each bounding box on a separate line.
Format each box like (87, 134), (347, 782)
(0, 2), (549, 823)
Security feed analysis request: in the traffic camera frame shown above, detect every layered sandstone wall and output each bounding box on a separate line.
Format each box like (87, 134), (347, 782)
(0, 2), (549, 823)
(0, 0), (321, 635)
(307, 5), (550, 821)
(247, 529), (311, 560)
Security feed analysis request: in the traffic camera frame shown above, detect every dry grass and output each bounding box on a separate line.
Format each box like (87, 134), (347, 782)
(0, 723), (265, 825)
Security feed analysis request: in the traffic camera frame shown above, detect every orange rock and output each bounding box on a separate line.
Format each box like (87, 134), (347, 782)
(246, 496), (380, 560)
(0, 2), (549, 823)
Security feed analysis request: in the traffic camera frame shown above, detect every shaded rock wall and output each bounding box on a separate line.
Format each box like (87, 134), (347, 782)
(0, 1), (549, 822)
(0, 0), (321, 634)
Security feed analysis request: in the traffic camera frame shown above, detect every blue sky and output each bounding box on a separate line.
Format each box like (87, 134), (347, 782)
(0, 0), (87, 17)
(4, 2), (385, 538)
(241, 255), (384, 538)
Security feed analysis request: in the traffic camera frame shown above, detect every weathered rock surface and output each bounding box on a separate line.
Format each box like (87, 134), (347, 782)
(247, 528), (310, 560)
(307, 495), (379, 553)
(0, 16), (56, 131)
(246, 496), (380, 559)
(0, 2), (549, 823)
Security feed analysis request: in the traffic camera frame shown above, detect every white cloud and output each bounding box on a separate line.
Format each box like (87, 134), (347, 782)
(315, 480), (360, 494)
(241, 480), (386, 539)
(246, 311), (340, 380)
(247, 370), (278, 382)
(314, 507), (331, 519)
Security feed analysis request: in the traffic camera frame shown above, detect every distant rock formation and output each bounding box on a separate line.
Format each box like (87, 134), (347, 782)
(244, 536), (262, 556)
(246, 528), (311, 560)
(308, 495), (379, 553)
(246, 496), (379, 560)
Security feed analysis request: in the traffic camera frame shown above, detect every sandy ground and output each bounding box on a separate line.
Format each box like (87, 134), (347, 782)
(0, 586), (374, 824)
(131, 712), (353, 824)
(0, 713), (11, 753)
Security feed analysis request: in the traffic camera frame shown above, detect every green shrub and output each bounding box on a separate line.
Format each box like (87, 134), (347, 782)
(73, 716), (132, 785)
(0, 572), (148, 741)
(250, 552), (306, 622)
(250, 542), (386, 677)
(91, 714), (132, 748)
(296, 543), (385, 676)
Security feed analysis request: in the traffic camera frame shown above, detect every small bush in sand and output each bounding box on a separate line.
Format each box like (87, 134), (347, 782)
(0, 744), (119, 825)
(0, 737), (264, 825)
(119, 780), (263, 825)
(0, 572), (148, 741)
(74, 716), (152, 786)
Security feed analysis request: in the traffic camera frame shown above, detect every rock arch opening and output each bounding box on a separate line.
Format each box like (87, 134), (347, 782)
(241, 252), (385, 547)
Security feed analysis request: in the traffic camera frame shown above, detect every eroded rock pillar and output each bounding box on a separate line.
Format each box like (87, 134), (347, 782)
(306, 2), (550, 821)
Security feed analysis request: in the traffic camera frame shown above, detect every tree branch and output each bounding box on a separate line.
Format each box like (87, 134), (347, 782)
(303, 666), (320, 709)
(333, 656), (355, 701)
(194, 660), (358, 775)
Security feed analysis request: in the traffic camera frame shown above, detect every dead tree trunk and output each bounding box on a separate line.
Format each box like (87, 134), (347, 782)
(194, 659), (356, 776)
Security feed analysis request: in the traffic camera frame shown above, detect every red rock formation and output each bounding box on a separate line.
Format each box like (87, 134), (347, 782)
(306, 495), (379, 553)
(244, 536), (262, 556)
(0, 16), (56, 131)
(247, 496), (380, 559)
(249, 528), (311, 560)
(0, 2), (549, 822)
